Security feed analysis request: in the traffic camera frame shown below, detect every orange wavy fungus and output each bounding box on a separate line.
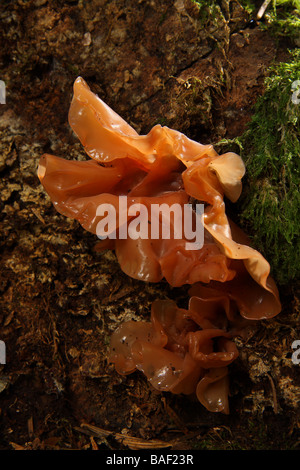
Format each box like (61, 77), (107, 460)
(38, 77), (281, 413)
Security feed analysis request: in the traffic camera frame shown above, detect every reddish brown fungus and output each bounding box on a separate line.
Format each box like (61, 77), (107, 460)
(38, 77), (281, 413)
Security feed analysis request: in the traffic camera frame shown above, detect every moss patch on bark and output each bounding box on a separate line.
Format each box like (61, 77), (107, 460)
(218, 49), (300, 284)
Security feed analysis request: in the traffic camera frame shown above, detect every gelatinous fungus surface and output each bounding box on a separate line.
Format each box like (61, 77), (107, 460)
(38, 77), (281, 413)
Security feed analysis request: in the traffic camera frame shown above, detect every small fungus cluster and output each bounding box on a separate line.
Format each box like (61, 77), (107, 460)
(38, 77), (281, 413)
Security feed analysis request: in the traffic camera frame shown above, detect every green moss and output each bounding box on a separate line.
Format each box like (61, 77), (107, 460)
(239, 0), (300, 40)
(238, 0), (256, 15)
(217, 50), (300, 285)
(237, 0), (300, 41)
(192, 416), (297, 450)
(193, 429), (245, 450)
(194, 0), (300, 39)
(261, 0), (300, 39)
(191, 0), (229, 45)
(192, 0), (224, 19)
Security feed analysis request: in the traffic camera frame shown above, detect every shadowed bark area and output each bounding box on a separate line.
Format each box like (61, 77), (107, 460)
(0, 0), (299, 450)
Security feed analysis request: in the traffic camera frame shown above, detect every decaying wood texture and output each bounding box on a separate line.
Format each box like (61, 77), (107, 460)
(0, 0), (299, 450)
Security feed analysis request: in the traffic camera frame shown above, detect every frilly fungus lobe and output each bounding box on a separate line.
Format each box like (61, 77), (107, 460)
(38, 77), (281, 413)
